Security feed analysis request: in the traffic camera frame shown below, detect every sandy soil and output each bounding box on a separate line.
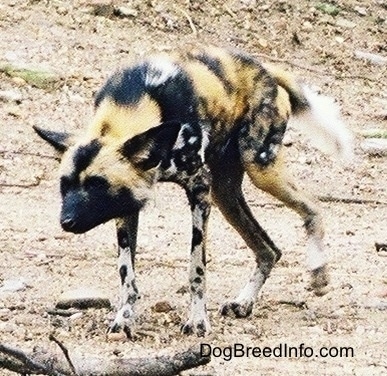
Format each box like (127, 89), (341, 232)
(0, 0), (386, 375)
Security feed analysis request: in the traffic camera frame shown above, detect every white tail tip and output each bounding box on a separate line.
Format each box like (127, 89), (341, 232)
(291, 86), (355, 164)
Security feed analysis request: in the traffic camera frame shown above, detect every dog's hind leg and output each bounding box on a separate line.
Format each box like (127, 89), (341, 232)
(108, 212), (140, 338)
(210, 142), (282, 318)
(245, 150), (329, 296)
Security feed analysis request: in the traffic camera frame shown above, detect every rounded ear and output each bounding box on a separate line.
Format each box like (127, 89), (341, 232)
(33, 126), (73, 153)
(121, 121), (182, 170)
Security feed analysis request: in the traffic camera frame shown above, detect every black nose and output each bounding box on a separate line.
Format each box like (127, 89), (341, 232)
(61, 217), (76, 232)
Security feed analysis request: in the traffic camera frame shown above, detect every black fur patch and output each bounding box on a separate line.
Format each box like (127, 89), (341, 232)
(146, 69), (198, 123)
(94, 65), (147, 107)
(196, 267), (204, 276)
(119, 265), (127, 285)
(96, 61), (199, 126)
(192, 227), (203, 247)
(117, 228), (130, 249)
(193, 277), (202, 284)
(131, 279), (139, 294)
(72, 139), (102, 175)
(121, 121), (182, 170)
(191, 53), (233, 94)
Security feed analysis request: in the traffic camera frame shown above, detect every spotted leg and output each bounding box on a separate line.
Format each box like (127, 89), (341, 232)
(108, 212), (139, 338)
(179, 169), (212, 337)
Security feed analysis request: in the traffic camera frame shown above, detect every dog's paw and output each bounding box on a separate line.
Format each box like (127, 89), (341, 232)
(181, 314), (211, 337)
(309, 265), (330, 296)
(107, 304), (134, 339)
(220, 300), (254, 318)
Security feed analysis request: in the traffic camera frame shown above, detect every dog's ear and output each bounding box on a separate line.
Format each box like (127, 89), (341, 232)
(121, 121), (182, 170)
(33, 126), (73, 153)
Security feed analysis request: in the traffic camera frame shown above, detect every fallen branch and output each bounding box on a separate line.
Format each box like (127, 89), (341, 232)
(318, 195), (387, 206)
(0, 343), (65, 376)
(0, 341), (211, 376)
(0, 179), (41, 188)
(0, 149), (59, 160)
(250, 195), (387, 207)
(253, 52), (383, 82)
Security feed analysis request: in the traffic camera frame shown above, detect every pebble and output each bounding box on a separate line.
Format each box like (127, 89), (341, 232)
(0, 89), (23, 103)
(336, 18), (356, 29)
(0, 308), (11, 321)
(11, 76), (27, 86)
(0, 278), (28, 293)
(302, 21), (314, 32)
(152, 301), (173, 313)
(56, 287), (111, 309)
(354, 50), (387, 66)
(0, 322), (20, 334)
(115, 6), (138, 18)
(107, 331), (128, 342)
(361, 138), (387, 156)
(354, 6), (367, 16)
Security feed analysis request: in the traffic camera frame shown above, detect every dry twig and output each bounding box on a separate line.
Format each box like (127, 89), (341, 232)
(175, 7), (197, 35)
(254, 52), (382, 82)
(0, 341), (211, 376)
(50, 335), (78, 376)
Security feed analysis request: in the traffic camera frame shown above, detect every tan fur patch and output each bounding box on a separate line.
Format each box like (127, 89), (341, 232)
(88, 95), (162, 144)
(182, 48), (261, 136)
(276, 86), (291, 120)
(81, 146), (155, 200)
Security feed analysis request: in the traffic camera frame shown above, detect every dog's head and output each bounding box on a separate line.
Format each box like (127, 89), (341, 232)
(34, 113), (182, 234)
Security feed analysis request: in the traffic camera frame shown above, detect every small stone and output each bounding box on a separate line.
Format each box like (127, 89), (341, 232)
(258, 38), (268, 48)
(302, 21), (314, 32)
(336, 18), (356, 29)
(0, 308), (11, 321)
(56, 287), (111, 309)
(56, 6), (68, 15)
(115, 6), (138, 18)
(354, 50), (387, 66)
(354, 6), (367, 16)
(361, 138), (387, 156)
(0, 89), (23, 103)
(282, 132), (293, 147)
(375, 243), (387, 257)
(0, 322), (19, 333)
(7, 106), (22, 118)
(107, 331), (128, 342)
(152, 301), (173, 313)
(335, 36), (344, 44)
(0, 278), (28, 293)
(11, 76), (27, 86)
(69, 312), (84, 321)
(243, 323), (259, 335)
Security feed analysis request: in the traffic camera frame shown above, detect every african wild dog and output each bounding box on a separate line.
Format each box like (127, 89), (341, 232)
(34, 46), (353, 337)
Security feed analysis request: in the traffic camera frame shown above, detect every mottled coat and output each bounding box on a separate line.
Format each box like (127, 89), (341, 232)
(34, 46), (353, 337)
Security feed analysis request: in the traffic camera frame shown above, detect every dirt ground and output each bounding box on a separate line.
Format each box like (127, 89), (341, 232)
(0, 0), (386, 375)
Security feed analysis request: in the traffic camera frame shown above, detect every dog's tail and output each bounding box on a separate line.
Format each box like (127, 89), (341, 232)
(265, 65), (354, 163)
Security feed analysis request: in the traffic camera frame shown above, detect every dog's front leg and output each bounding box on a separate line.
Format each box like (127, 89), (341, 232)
(108, 212), (139, 339)
(180, 170), (212, 337)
